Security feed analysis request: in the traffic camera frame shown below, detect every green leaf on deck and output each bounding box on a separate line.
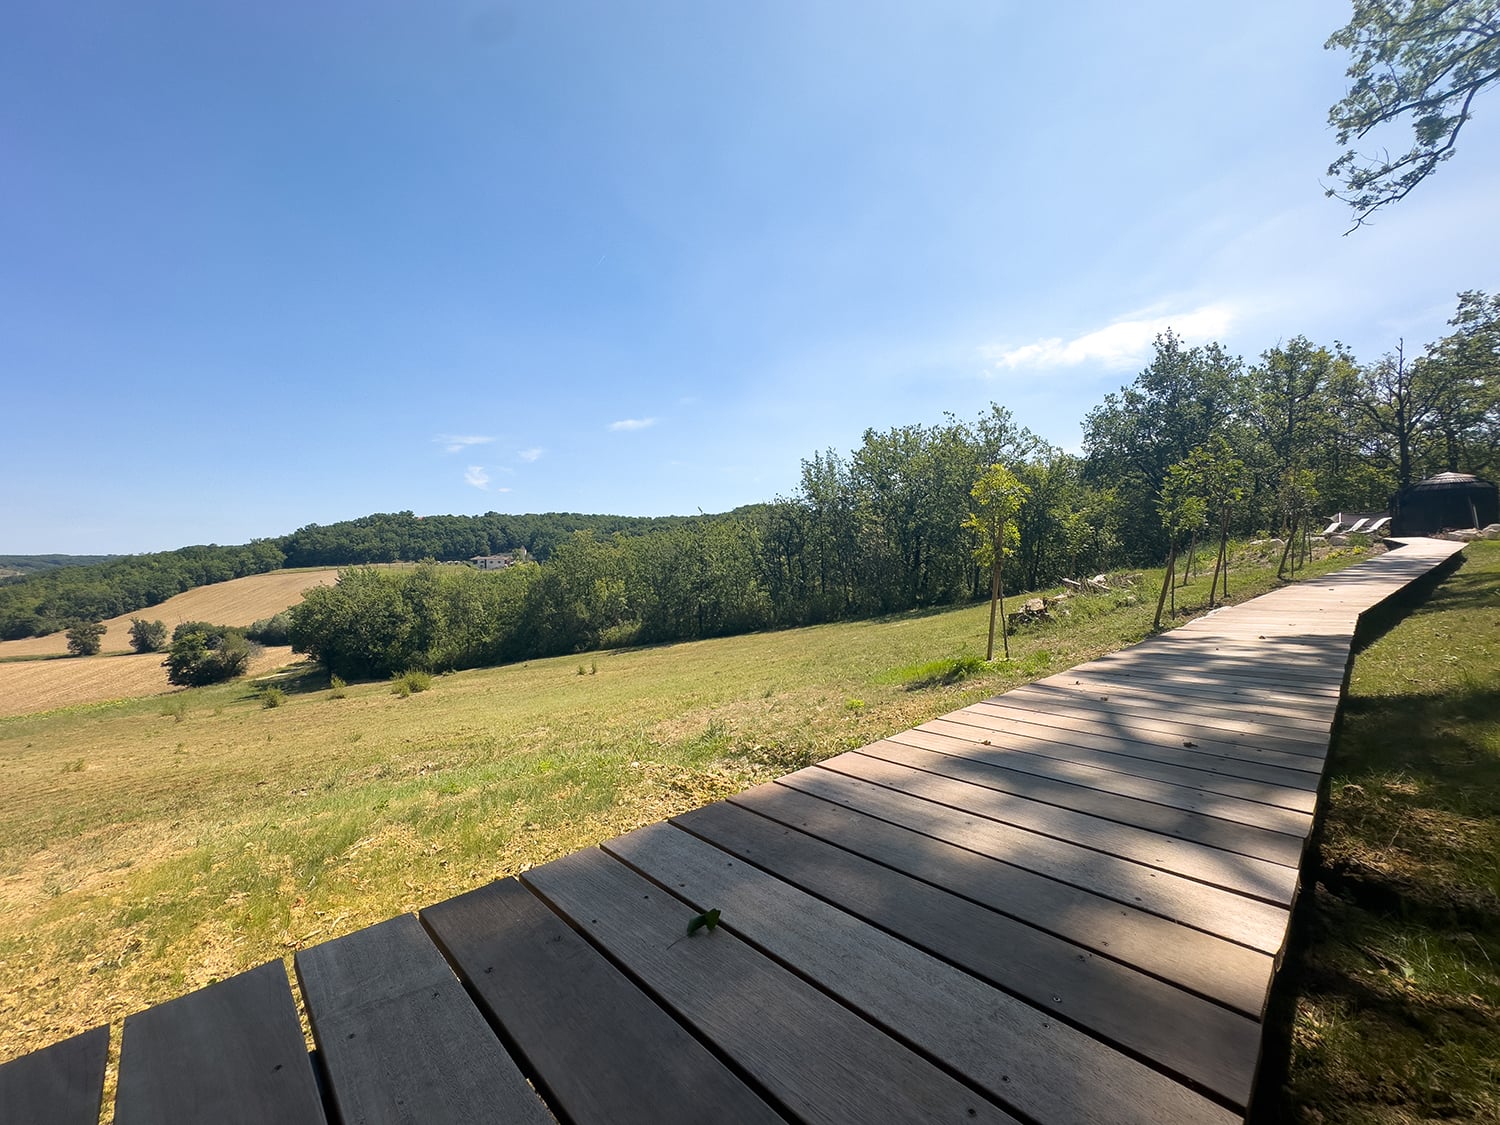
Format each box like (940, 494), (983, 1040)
(686, 908), (721, 936)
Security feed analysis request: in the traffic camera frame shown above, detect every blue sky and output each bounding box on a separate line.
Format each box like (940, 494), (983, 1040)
(4, 1), (1497, 554)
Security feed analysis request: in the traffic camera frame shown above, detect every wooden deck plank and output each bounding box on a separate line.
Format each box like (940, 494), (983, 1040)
(959, 702), (1327, 779)
(295, 914), (551, 1125)
(775, 768), (1292, 954)
(1072, 650), (1346, 694)
(855, 740), (1305, 867)
(817, 754), (1300, 903)
(113, 961), (326, 1125)
(612, 819), (1241, 1122)
(655, 807), (1256, 1112)
(420, 879), (783, 1125)
(727, 781), (1275, 1017)
(1005, 682), (1334, 737)
(1041, 667), (1341, 712)
(969, 695), (1331, 763)
(0, 1025), (108, 1125)
(927, 714), (1320, 809)
(521, 847), (1020, 1125)
(888, 726), (1314, 838)
(1023, 671), (1340, 723)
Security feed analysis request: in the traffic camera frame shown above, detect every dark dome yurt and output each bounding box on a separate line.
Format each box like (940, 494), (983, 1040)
(1390, 472), (1499, 536)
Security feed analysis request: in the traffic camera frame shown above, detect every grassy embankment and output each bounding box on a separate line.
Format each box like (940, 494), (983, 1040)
(1262, 539), (1500, 1123)
(0, 544), (1365, 1075)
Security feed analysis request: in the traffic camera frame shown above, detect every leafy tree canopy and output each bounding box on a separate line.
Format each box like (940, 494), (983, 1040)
(65, 620), (105, 657)
(1327, 0), (1500, 227)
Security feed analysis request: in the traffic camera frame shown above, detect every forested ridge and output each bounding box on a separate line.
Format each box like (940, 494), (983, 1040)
(5, 292), (1496, 659)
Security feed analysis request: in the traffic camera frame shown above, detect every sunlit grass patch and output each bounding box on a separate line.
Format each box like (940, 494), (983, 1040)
(1269, 541), (1500, 1124)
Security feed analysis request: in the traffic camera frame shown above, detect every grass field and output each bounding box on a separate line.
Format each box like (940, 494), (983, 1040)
(1262, 540), (1500, 1123)
(0, 568), (341, 660)
(0, 568), (341, 717)
(0, 545), (1371, 1087)
(0, 647), (297, 720)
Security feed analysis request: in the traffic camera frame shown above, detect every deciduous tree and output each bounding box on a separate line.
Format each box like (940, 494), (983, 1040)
(65, 620), (105, 656)
(1327, 0), (1500, 227)
(127, 617), (167, 653)
(964, 464), (1030, 660)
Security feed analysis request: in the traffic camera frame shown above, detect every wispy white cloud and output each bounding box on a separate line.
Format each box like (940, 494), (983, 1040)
(437, 434), (495, 454)
(608, 417), (656, 432)
(985, 304), (1238, 372)
(464, 465), (490, 489)
(517, 447), (543, 462)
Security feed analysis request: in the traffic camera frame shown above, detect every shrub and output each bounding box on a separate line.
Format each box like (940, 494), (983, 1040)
(260, 686), (286, 708)
(245, 612), (292, 646)
(128, 617), (168, 653)
(328, 674), (347, 700)
(65, 620), (106, 657)
(164, 624), (251, 686)
(391, 669), (432, 695)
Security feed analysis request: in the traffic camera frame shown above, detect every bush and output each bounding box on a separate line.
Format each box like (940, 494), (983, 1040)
(65, 620), (106, 656)
(128, 617), (168, 653)
(245, 612), (292, 646)
(391, 669), (432, 695)
(164, 624), (251, 686)
(328, 674), (347, 699)
(260, 686), (286, 708)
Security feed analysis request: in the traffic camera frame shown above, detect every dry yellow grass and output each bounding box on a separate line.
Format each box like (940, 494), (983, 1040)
(0, 647), (295, 718)
(0, 569), (340, 659)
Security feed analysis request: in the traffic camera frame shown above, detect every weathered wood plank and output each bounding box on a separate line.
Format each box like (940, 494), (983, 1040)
(114, 960), (326, 1125)
(421, 879), (782, 1125)
(817, 754), (1300, 904)
(654, 808), (1257, 1113)
(729, 782), (1275, 1016)
(615, 819), (1242, 1121)
(1043, 667), (1340, 712)
(776, 767), (1292, 954)
(969, 695), (1331, 764)
(888, 725), (1314, 838)
(855, 740), (1305, 867)
(958, 703), (1326, 783)
(1068, 650), (1345, 694)
(295, 914), (551, 1125)
(930, 714), (1320, 810)
(925, 715), (1319, 811)
(522, 847), (1019, 1125)
(1006, 682), (1334, 736)
(0, 1025), (108, 1125)
(1030, 672), (1339, 722)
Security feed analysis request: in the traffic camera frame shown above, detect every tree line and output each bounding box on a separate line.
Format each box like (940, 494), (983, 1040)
(287, 291), (1498, 677)
(7, 292), (1496, 663)
(0, 512), (696, 640)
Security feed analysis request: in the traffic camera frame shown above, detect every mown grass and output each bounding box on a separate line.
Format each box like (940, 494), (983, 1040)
(1260, 540), (1500, 1124)
(0, 544), (1366, 1080)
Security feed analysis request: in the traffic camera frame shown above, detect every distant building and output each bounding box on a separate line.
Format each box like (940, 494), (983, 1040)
(469, 547), (530, 571)
(1391, 472), (1499, 536)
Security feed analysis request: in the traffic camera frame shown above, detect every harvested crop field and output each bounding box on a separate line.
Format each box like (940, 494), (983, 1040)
(0, 569), (340, 659)
(0, 646), (296, 717)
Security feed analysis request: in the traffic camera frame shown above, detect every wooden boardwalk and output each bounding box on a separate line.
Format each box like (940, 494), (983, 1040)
(0, 538), (1467, 1125)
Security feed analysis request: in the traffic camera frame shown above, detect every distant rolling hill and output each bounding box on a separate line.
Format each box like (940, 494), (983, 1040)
(0, 568), (341, 660)
(0, 554), (120, 580)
